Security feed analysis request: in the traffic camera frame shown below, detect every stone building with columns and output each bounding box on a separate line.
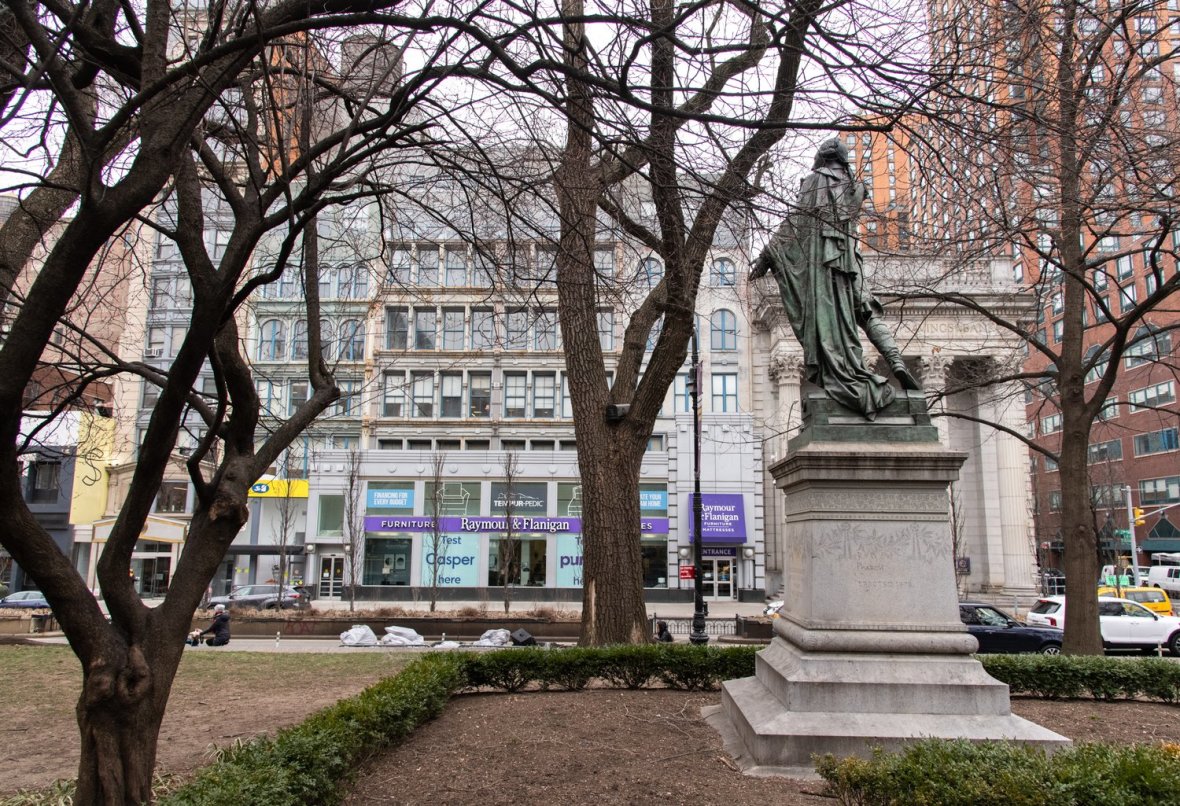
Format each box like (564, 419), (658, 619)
(751, 253), (1039, 599)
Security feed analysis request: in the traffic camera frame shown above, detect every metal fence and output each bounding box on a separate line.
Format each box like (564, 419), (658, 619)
(648, 615), (737, 638)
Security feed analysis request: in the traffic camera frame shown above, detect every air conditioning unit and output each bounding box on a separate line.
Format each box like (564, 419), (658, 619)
(144, 348), (163, 358)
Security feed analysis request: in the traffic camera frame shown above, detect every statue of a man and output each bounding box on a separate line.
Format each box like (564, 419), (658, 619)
(751, 137), (921, 418)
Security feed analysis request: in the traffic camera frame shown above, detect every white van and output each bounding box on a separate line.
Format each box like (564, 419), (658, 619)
(1146, 565), (1180, 596)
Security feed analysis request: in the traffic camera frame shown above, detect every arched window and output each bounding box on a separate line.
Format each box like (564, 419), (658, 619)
(339, 319), (365, 360)
(710, 258), (735, 286)
(641, 257), (663, 287)
(710, 309), (737, 351)
(319, 318), (335, 361)
(258, 319), (286, 361)
(291, 320), (309, 360)
(337, 264), (369, 299)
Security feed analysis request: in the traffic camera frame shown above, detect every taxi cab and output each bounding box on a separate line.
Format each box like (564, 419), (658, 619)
(1096, 586), (1173, 616)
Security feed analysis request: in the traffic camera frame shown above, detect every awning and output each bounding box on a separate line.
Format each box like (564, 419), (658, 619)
(1142, 539), (1180, 553)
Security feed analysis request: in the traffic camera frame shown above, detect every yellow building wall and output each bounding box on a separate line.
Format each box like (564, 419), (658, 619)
(69, 413), (115, 525)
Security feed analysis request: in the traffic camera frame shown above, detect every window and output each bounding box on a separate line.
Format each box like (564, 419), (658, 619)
(441, 309), (466, 350)
(1129, 381), (1175, 412)
(142, 380), (160, 410)
(382, 372), (404, 417)
(444, 248), (467, 287)
(338, 319), (364, 360)
(1119, 283), (1137, 313)
(413, 309), (435, 350)
(535, 309), (559, 351)
(385, 307), (408, 349)
(646, 316), (662, 352)
(337, 264), (368, 299)
(417, 246), (439, 285)
(156, 481), (188, 513)
(710, 310), (737, 351)
(711, 373), (738, 412)
(317, 494), (344, 536)
(1044, 456), (1059, 471)
(1094, 296), (1110, 323)
(335, 380), (359, 416)
(291, 320), (308, 360)
(710, 257), (735, 286)
(561, 373), (572, 417)
(1125, 327), (1170, 368)
(1041, 413), (1062, 434)
(1052, 319), (1064, 343)
(593, 248), (614, 280)
(1048, 490), (1062, 511)
(1093, 269), (1108, 290)
(471, 308), (495, 349)
(411, 372), (434, 417)
(674, 373), (691, 412)
(258, 320), (286, 360)
(1134, 428), (1179, 456)
(640, 257), (663, 287)
(472, 249), (495, 287)
(440, 373), (463, 418)
(1051, 292), (1063, 313)
(1087, 439), (1122, 463)
(597, 310), (615, 351)
(504, 373), (527, 417)
(533, 373), (556, 418)
(256, 378), (282, 415)
(1090, 484), (1121, 508)
(1098, 397), (1118, 421)
(506, 309), (529, 350)
(388, 247), (411, 285)
(469, 373), (491, 417)
(1116, 255), (1135, 279)
(1140, 476), (1180, 506)
(29, 461), (61, 503)
(289, 381), (309, 415)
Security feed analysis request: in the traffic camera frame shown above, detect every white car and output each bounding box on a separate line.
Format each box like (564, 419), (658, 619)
(763, 600), (784, 617)
(1026, 595), (1180, 655)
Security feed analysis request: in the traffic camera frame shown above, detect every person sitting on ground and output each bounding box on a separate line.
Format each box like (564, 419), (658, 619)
(655, 620), (673, 643)
(187, 603), (231, 647)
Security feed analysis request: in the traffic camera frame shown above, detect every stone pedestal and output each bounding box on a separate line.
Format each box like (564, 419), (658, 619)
(713, 392), (1068, 776)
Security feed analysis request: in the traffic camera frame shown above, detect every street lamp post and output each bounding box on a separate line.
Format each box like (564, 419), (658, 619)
(689, 323), (709, 645)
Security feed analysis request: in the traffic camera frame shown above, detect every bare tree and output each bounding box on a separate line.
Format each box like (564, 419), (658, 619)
(270, 453), (300, 610)
(898, 0), (1180, 653)
(341, 449), (365, 613)
(0, 3), (491, 797)
(425, 451), (449, 613)
(496, 449), (520, 614)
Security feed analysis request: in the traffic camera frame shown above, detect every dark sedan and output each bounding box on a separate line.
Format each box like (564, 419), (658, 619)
(0, 590), (50, 609)
(959, 602), (1063, 654)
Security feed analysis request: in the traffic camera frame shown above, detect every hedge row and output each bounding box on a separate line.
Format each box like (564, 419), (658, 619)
(979, 654), (1180, 702)
(817, 740), (1180, 806)
(161, 648), (1180, 805)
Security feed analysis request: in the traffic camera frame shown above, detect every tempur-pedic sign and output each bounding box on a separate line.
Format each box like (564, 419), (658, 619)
(364, 516), (670, 534)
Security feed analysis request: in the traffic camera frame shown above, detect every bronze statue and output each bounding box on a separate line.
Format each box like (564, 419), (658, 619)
(751, 138), (921, 418)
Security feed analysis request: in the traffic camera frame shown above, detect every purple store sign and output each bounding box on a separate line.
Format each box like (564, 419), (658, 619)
(365, 515), (669, 535)
(686, 493), (747, 544)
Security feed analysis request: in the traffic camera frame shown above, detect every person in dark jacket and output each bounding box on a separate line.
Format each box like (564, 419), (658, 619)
(655, 620), (674, 643)
(187, 604), (231, 646)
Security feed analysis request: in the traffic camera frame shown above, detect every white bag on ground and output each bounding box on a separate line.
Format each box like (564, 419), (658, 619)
(340, 624), (378, 646)
(380, 625), (425, 646)
(472, 628), (511, 647)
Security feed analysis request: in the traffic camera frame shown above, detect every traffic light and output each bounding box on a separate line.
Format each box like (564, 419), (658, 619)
(1133, 507), (1146, 526)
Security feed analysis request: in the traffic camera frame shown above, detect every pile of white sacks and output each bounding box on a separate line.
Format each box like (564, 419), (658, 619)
(339, 625), (516, 648)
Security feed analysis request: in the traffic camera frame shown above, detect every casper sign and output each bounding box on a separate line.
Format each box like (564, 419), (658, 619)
(420, 533), (480, 586)
(686, 493), (747, 543)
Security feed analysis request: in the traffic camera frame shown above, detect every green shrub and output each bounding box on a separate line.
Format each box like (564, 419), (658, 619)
(597, 644), (664, 689)
(817, 740), (1180, 806)
(459, 648), (542, 692)
(533, 647), (601, 690)
(162, 653), (465, 805)
(980, 655), (1180, 702)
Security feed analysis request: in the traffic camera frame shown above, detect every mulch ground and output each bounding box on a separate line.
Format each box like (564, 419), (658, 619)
(340, 690), (1180, 806)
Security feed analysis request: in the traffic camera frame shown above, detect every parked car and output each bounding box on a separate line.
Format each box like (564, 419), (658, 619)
(208, 584), (307, 610)
(1096, 586), (1173, 616)
(958, 602), (1063, 654)
(0, 590), (50, 609)
(1026, 595), (1180, 654)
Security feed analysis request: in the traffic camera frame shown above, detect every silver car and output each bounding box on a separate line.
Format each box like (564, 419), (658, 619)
(208, 584), (307, 610)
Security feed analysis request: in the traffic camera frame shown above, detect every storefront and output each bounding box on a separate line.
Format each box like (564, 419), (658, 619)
(682, 493), (749, 601)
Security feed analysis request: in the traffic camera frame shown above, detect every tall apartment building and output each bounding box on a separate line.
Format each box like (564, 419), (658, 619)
(858, 2), (1180, 572)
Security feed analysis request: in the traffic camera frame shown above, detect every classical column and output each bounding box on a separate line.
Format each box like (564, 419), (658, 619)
(995, 382), (1039, 594)
(769, 350), (805, 461)
(919, 354), (953, 447)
